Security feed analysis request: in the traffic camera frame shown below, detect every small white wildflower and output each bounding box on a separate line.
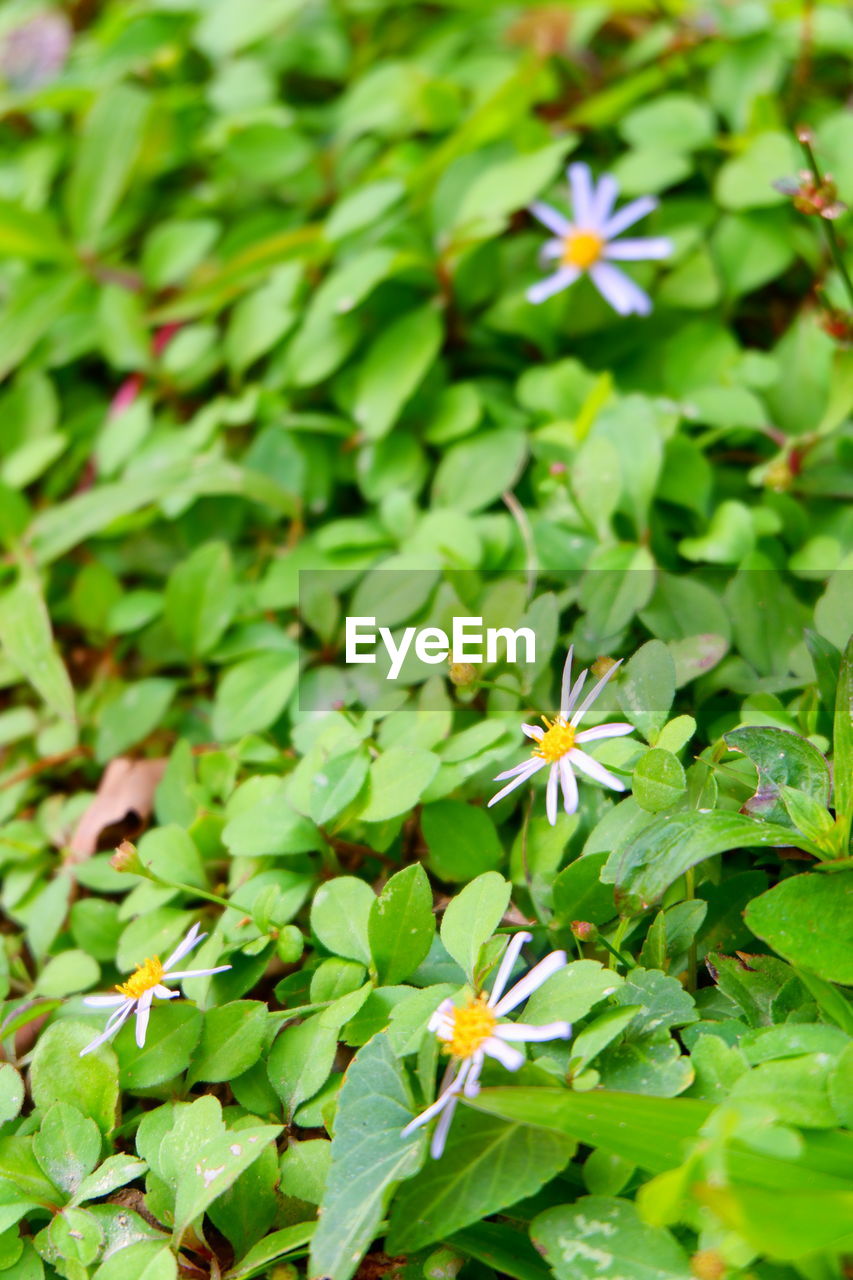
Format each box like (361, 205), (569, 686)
(79, 922), (231, 1056)
(401, 932), (571, 1159)
(488, 647), (633, 826)
(527, 162), (671, 315)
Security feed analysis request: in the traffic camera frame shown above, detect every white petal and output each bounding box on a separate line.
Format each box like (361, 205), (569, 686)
(545, 763), (559, 826)
(427, 998), (455, 1033)
(79, 1002), (134, 1057)
(602, 194), (657, 239)
(605, 236), (672, 261)
(487, 931), (533, 1008)
(574, 722), (634, 743)
(483, 1036), (525, 1071)
(541, 238), (563, 260)
(559, 646), (575, 718)
(529, 201), (570, 237)
(134, 990), (154, 1047)
(569, 658), (623, 727)
(569, 748), (626, 792)
(591, 173), (619, 226)
(522, 722), (544, 741)
(104, 999), (135, 1029)
(430, 1093), (458, 1159)
(589, 262), (652, 316)
(495, 1020), (572, 1042)
(563, 668), (588, 719)
(162, 922), (204, 972)
(568, 163), (595, 226)
(559, 757), (579, 815)
(83, 994), (126, 1008)
(462, 1050), (485, 1097)
(401, 1062), (468, 1137)
(488, 758), (545, 808)
(527, 267), (580, 305)
(493, 950), (567, 1016)
(493, 757), (540, 782)
(162, 964), (231, 981)
(152, 985), (180, 1000)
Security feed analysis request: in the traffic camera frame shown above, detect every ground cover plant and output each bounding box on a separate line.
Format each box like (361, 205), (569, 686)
(0, 0), (851, 1277)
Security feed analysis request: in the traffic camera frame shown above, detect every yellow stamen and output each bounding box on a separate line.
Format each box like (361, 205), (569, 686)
(562, 229), (604, 270)
(116, 956), (164, 1000)
(534, 716), (576, 763)
(445, 995), (496, 1057)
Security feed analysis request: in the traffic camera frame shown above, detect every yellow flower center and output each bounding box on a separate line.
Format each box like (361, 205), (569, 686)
(116, 956), (164, 1000)
(562, 229), (604, 269)
(534, 717), (576, 763)
(445, 995), (496, 1057)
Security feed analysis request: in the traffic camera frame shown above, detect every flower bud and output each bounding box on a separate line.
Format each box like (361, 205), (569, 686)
(275, 925), (304, 966)
(691, 1250), (726, 1280)
(110, 841), (144, 876)
(571, 921), (598, 942)
(448, 661), (477, 687)
(591, 656), (617, 679)
(762, 458), (793, 492)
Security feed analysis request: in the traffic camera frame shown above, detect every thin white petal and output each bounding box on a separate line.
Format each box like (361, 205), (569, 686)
(493, 950), (567, 1016)
(574, 722), (634, 743)
(522, 722), (544, 741)
(545, 763), (559, 825)
(427, 999), (455, 1033)
(104, 999), (135, 1029)
(401, 1063), (468, 1137)
(589, 262), (652, 316)
(542, 238), (563, 260)
(529, 201), (570, 237)
(462, 1050), (485, 1097)
(569, 748), (626, 792)
(591, 173), (619, 226)
(563, 668), (588, 719)
(605, 236), (672, 261)
(494, 757), (540, 782)
(559, 646), (575, 718)
(162, 965), (231, 981)
(495, 1020), (572, 1042)
(569, 658), (623, 727)
(483, 1036), (526, 1071)
(488, 759), (545, 807)
(568, 163), (595, 226)
(559, 756), (579, 815)
(602, 194), (657, 239)
(134, 990), (154, 1048)
(152, 985), (180, 1000)
(162, 922), (204, 972)
(487, 931), (533, 1008)
(83, 994), (126, 1008)
(527, 267), (580, 305)
(430, 1094), (458, 1159)
(79, 1002), (135, 1058)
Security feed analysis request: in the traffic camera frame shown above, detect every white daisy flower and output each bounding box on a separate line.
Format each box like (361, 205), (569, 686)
(488, 647), (633, 826)
(79, 922), (231, 1057)
(527, 162), (671, 315)
(401, 931), (571, 1159)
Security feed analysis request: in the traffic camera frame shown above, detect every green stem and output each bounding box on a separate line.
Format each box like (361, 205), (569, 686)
(598, 933), (633, 970)
(151, 874), (232, 911)
(798, 134), (853, 310)
(608, 917), (631, 971)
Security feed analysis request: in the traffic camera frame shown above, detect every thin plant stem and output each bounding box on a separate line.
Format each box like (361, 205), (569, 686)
(798, 133), (853, 310)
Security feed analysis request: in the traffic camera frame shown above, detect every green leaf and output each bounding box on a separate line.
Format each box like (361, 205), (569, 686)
(834, 635), (853, 848)
(309, 750), (369, 826)
(309, 1034), (424, 1280)
(188, 1002), (268, 1085)
(453, 139), (573, 230)
(744, 871), (853, 985)
(211, 649), (299, 741)
(94, 1242), (177, 1280)
(368, 864), (435, 984)
(616, 641), (675, 743)
(95, 678), (176, 764)
(449, 1222), (553, 1280)
(267, 1013), (338, 1120)
(715, 131), (797, 210)
(422, 800), (504, 882)
(552, 854), (617, 927)
(66, 85), (150, 248)
(360, 748), (440, 823)
(532, 1196), (691, 1280)
(32, 1102), (100, 1195)
(114, 1003), (203, 1091)
(620, 94), (715, 152)
(0, 1065), (24, 1126)
(431, 429), (527, 514)
(725, 725), (831, 825)
(71, 1154), (148, 1207)
(224, 1223), (315, 1280)
(353, 306), (443, 440)
(386, 1106), (575, 1253)
(440, 872), (511, 982)
(632, 750), (687, 814)
(311, 876), (375, 965)
(0, 564), (75, 725)
(0, 202), (71, 263)
(137, 825), (206, 890)
(30, 1022), (119, 1135)
(164, 542), (237, 658)
(0, 271), (83, 384)
(603, 810), (822, 914)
